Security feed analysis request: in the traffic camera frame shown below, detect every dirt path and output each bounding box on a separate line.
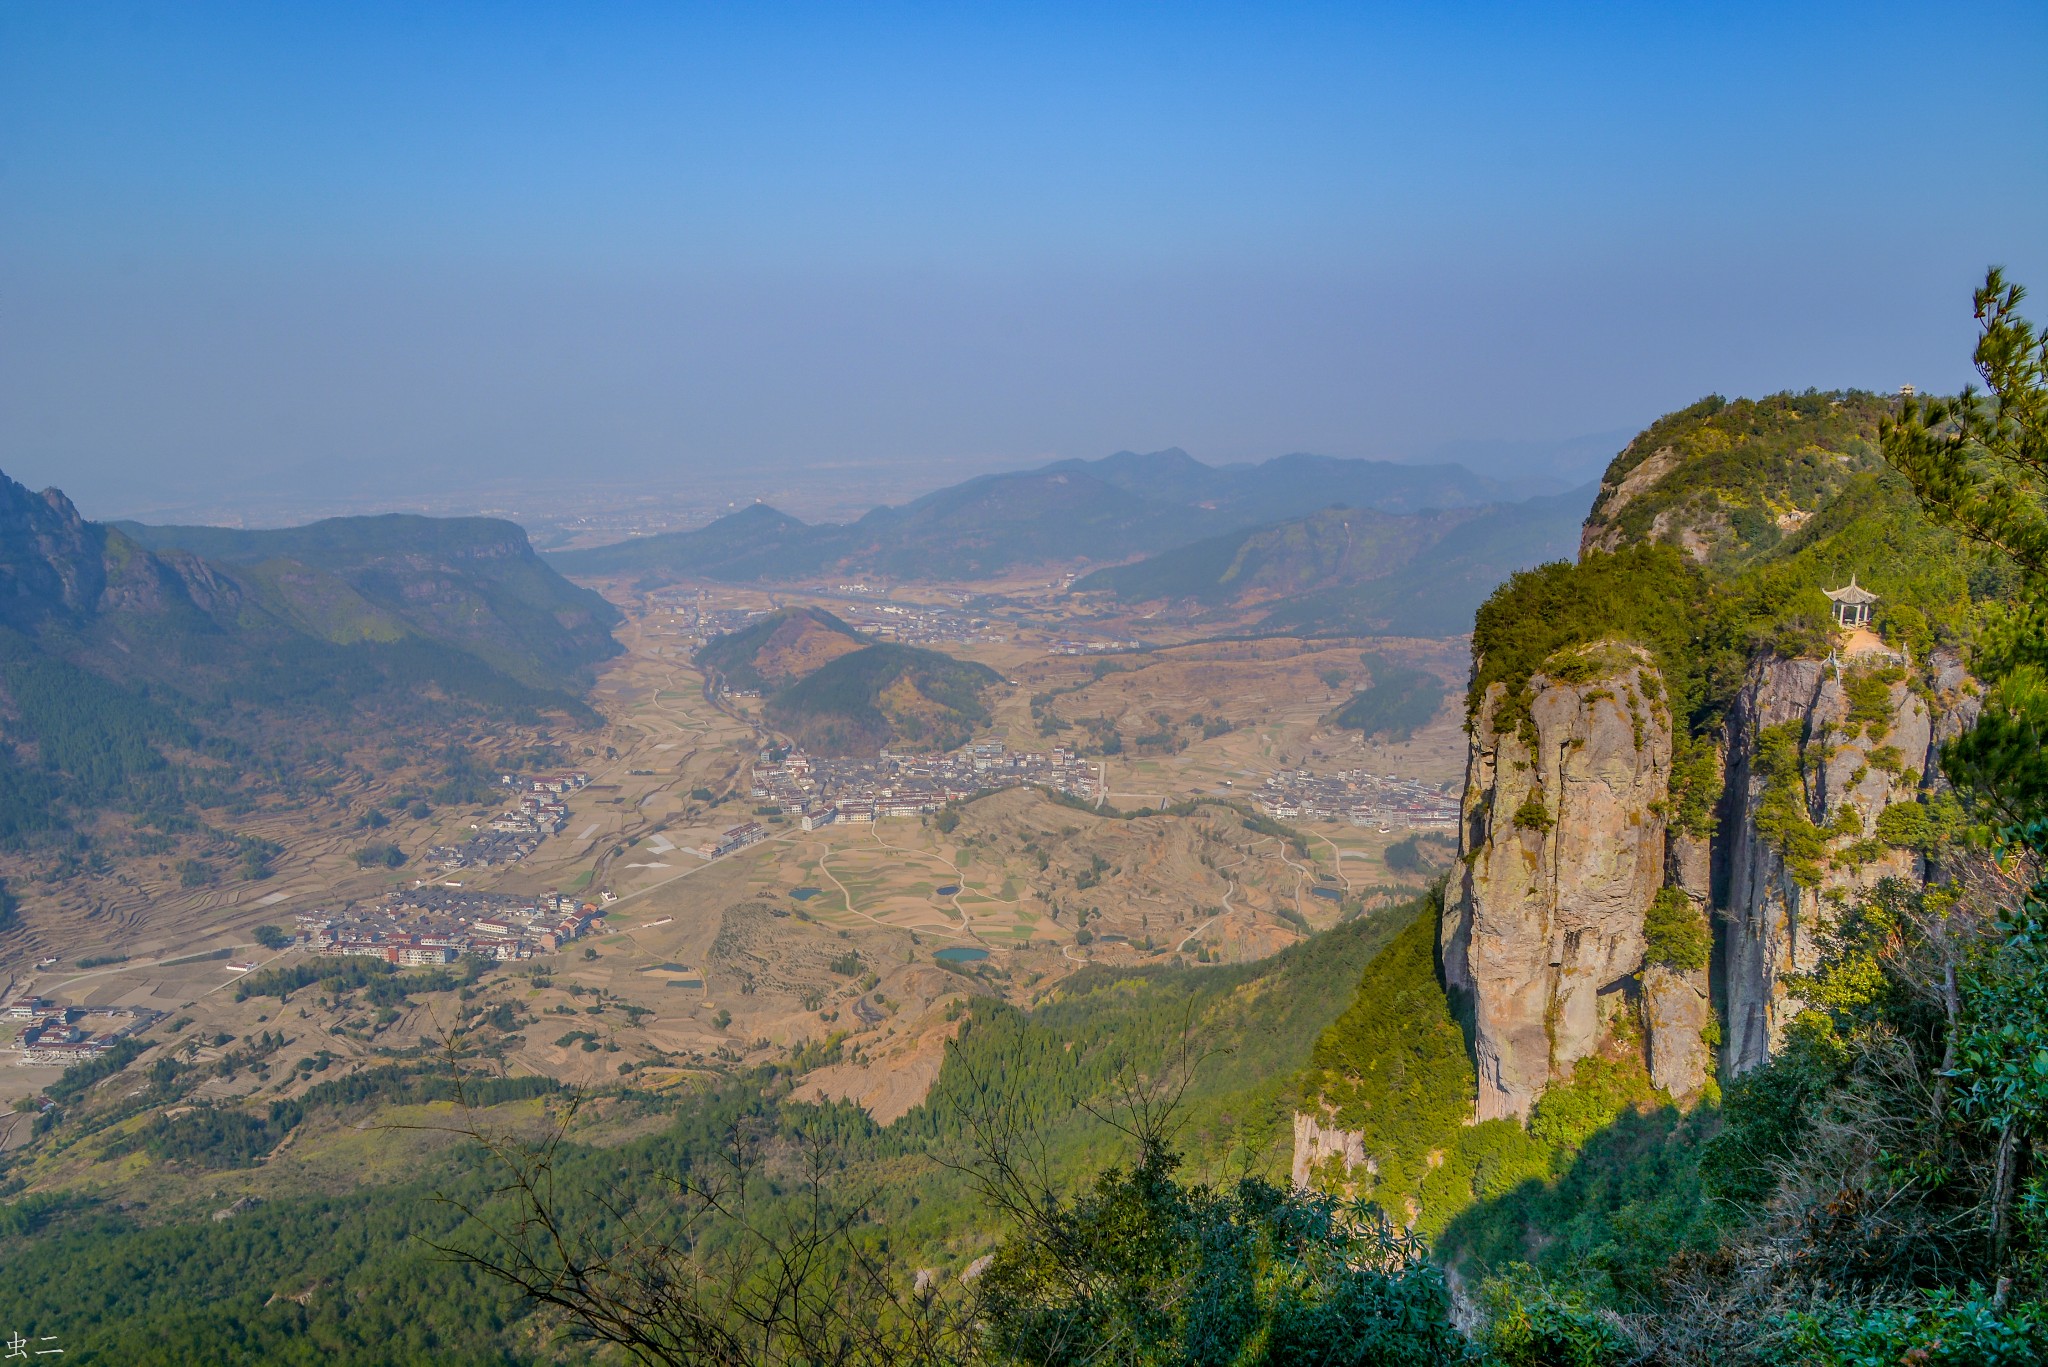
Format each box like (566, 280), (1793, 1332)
(1179, 842), (1253, 952)
(864, 824), (987, 943)
(1311, 833), (1354, 891)
(814, 842), (969, 941)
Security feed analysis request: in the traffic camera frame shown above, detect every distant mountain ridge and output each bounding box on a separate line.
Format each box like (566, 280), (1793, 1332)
(1075, 483), (1596, 637)
(548, 447), (1528, 583)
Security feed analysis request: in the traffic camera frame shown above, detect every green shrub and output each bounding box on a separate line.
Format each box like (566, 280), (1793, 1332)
(1512, 793), (1554, 834)
(1771, 1290), (2047, 1366)
(1664, 734), (1723, 839)
(352, 842), (406, 869)
(1643, 887), (1711, 972)
(1479, 1266), (1639, 1367)
(1752, 722), (1827, 886)
(1528, 1054), (1658, 1153)
(1873, 799), (1930, 850)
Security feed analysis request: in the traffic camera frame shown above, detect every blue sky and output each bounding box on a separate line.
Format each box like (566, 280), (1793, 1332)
(2, 2), (2044, 515)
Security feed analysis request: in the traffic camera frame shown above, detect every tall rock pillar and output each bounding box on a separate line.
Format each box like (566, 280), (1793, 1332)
(1444, 646), (1672, 1121)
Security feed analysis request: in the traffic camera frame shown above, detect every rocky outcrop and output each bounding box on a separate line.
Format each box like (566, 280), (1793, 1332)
(1446, 634), (1983, 1114)
(0, 474), (106, 630)
(1643, 964), (1712, 1094)
(1291, 1111), (1372, 1188)
(1443, 646), (1672, 1121)
(1580, 445), (1680, 558)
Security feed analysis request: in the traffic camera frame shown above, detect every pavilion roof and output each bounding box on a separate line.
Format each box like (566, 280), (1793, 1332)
(1824, 575), (1878, 606)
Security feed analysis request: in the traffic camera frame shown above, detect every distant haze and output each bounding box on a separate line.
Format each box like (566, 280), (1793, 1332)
(2, 3), (2042, 522)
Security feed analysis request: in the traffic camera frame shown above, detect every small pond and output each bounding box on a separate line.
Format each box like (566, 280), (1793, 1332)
(935, 884), (961, 896)
(933, 946), (989, 964)
(789, 887), (821, 901)
(1312, 887), (1344, 901)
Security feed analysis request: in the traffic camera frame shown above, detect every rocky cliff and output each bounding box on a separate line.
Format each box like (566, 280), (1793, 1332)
(1441, 637), (1975, 1120)
(1720, 649), (1972, 1070)
(1288, 390), (1998, 1195)
(1443, 646), (1672, 1120)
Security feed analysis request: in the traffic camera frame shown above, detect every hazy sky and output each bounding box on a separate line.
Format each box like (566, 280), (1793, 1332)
(3, 2), (2043, 518)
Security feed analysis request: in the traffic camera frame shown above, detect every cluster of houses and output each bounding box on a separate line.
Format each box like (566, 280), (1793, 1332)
(748, 743), (1101, 826)
(294, 887), (605, 964)
(9, 999), (163, 1066)
(1257, 767), (1460, 830)
(821, 598), (1000, 646)
(427, 772), (590, 870)
(698, 821), (771, 858)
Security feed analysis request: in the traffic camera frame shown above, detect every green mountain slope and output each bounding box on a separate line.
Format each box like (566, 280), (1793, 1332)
(1578, 390), (1894, 564)
(0, 468), (619, 845)
(1074, 505), (1454, 605)
(117, 513), (620, 690)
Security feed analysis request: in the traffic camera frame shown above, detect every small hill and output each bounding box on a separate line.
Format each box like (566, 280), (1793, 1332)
(1331, 654), (1449, 741)
(765, 643), (1001, 756)
(691, 607), (1003, 755)
(692, 607), (865, 693)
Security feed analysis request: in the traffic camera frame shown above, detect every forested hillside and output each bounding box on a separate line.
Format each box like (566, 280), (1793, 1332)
(117, 513), (620, 690)
(0, 902), (1413, 1363)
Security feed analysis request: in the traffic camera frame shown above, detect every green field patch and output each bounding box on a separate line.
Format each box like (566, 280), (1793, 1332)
(163, 948), (233, 966)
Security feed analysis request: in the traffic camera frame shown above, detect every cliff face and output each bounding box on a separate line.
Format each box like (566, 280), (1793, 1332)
(1720, 650), (1963, 1071)
(1443, 640), (1975, 1119)
(1443, 647), (1672, 1121)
